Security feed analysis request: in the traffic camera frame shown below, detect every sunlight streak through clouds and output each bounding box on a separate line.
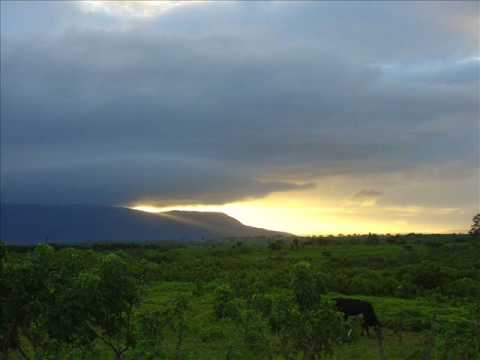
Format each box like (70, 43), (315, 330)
(78, 1), (205, 19)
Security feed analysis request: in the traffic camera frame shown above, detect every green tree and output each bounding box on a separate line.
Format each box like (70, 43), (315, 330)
(268, 262), (345, 360)
(164, 295), (191, 360)
(291, 238), (300, 250)
(236, 306), (273, 359)
(291, 261), (325, 312)
(1, 245), (142, 359)
(268, 240), (284, 251)
(214, 284), (235, 320)
(436, 304), (480, 359)
(0, 244), (57, 358)
(0, 241), (5, 274)
(80, 253), (141, 360)
(470, 213), (480, 236)
(135, 310), (169, 359)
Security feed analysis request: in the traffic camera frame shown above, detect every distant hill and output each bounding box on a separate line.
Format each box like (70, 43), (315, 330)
(0, 204), (289, 245)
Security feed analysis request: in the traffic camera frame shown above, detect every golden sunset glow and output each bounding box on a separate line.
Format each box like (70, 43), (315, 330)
(130, 189), (462, 236)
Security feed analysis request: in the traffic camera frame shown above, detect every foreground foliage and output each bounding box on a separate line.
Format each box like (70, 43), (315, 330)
(1, 234), (479, 359)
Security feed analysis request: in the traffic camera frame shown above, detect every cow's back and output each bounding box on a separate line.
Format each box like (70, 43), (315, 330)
(334, 298), (380, 326)
(334, 298), (367, 316)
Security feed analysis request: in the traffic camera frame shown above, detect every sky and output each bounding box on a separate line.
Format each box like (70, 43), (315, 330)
(1, 1), (479, 235)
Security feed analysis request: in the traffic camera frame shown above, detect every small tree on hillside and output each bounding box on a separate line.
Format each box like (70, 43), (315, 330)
(469, 213), (480, 236)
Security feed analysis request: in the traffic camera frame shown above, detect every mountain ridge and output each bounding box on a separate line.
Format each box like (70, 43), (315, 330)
(0, 203), (290, 245)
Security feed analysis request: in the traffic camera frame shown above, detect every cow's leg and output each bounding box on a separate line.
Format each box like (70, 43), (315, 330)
(362, 322), (370, 337)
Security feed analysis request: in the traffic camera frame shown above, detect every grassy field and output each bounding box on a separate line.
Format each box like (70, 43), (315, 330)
(138, 281), (427, 359)
(3, 236), (480, 359)
(129, 238), (478, 359)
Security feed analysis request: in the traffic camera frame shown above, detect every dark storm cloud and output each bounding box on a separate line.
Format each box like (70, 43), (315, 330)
(1, 1), (478, 206)
(2, 155), (314, 205)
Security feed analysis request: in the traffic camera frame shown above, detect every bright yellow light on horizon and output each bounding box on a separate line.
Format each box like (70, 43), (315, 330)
(129, 196), (450, 236)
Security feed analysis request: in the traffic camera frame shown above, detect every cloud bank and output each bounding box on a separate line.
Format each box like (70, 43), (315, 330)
(1, 1), (478, 219)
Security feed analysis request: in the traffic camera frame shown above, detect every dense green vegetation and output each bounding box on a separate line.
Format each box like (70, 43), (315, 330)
(1, 234), (479, 359)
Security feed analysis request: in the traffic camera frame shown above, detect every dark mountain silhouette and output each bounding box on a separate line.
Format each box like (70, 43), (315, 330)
(0, 204), (289, 245)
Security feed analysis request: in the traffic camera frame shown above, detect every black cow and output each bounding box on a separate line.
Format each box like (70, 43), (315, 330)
(334, 298), (381, 336)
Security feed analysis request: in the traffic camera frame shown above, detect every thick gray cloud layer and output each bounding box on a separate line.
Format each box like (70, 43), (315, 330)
(1, 1), (478, 208)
